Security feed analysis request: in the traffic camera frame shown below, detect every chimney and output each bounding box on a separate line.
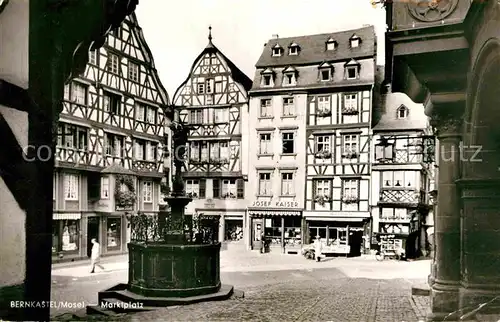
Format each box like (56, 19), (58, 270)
(272, 34), (279, 39)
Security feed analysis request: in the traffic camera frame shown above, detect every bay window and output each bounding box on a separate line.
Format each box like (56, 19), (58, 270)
(143, 181), (152, 203)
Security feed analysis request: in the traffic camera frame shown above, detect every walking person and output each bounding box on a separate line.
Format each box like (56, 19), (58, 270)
(314, 235), (323, 262)
(90, 238), (105, 273)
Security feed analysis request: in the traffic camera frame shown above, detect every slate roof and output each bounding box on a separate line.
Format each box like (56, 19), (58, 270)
(372, 92), (429, 132)
(255, 25), (376, 68)
(101, 164), (136, 175)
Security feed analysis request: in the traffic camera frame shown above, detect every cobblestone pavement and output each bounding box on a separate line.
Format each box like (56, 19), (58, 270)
(51, 246), (431, 320)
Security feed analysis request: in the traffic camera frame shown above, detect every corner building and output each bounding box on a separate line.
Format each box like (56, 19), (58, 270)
(173, 29), (252, 243)
(53, 14), (170, 262)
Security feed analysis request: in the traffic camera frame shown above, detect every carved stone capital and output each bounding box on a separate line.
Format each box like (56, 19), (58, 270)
(430, 113), (463, 138)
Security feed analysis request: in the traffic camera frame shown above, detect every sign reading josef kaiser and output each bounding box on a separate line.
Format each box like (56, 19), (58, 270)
(252, 200), (299, 208)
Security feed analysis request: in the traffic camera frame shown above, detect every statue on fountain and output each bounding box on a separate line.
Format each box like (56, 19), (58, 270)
(169, 120), (190, 197)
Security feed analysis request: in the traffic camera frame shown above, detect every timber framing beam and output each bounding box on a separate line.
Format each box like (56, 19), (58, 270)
(0, 80), (34, 113)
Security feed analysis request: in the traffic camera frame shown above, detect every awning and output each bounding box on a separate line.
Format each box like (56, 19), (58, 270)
(53, 213), (81, 220)
(248, 210), (301, 217)
(305, 217), (365, 222)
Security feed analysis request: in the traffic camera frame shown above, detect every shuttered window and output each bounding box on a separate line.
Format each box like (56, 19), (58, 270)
(199, 179), (206, 198)
(236, 179), (244, 199)
(212, 179), (220, 198)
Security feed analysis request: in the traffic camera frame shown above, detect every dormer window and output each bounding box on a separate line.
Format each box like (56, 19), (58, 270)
(397, 105), (409, 119)
(261, 68), (275, 87)
(282, 66), (297, 86)
(318, 62), (333, 81)
(272, 44), (283, 57)
(350, 35), (361, 48)
(288, 42), (300, 55)
(344, 59), (360, 80)
(326, 38), (337, 51)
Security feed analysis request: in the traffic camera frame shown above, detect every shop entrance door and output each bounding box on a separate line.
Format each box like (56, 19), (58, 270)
(87, 217), (99, 258)
(252, 219), (263, 250)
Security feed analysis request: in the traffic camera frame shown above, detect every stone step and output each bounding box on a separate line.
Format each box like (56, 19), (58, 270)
(411, 284), (431, 296)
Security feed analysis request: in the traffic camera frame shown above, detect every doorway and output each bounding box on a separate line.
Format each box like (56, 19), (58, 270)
(87, 217), (99, 258)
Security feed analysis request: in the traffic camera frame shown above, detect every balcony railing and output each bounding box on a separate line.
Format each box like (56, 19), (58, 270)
(379, 189), (424, 205)
(132, 160), (158, 172)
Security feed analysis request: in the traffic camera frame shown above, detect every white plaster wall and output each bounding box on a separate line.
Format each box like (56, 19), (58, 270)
(0, 0), (29, 89)
(0, 177), (26, 287)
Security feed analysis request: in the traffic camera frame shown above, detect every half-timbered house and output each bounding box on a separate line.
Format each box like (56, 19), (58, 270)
(53, 13), (170, 262)
(371, 89), (434, 258)
(172, 28), (252, 243)
(302, 26), (376, 257)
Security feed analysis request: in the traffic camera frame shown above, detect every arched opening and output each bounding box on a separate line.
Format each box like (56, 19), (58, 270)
(463, 41), (500, 179)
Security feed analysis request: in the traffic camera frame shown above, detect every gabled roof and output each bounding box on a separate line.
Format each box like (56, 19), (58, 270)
(282, 66), (297, 73)
(127, 13), (170, 108)
(372, 92), (429, 132)
(318, 61), (333, 68)
(173, 31), (252, 100)
(255, 25), (375, 67)
(345, 58), (360, 66)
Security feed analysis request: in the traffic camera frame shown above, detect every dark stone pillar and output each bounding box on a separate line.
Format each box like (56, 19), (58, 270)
(427, 113), (462, 321)
(457, 179), (500, 311)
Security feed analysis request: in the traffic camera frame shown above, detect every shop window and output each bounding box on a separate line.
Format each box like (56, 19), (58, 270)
(284, 217), (301, 246)
(264, 217), (282, 245)
(107, 217), (121, 250)
(53, 220), (79, 254)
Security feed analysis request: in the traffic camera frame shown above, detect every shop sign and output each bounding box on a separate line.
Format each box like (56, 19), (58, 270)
(204, 199), (215, 208)
(116, 205), (133, 211)
(251, 200), (299, 208)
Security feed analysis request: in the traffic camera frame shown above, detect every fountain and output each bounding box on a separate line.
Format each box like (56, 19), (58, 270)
(90, 114), (237, 316)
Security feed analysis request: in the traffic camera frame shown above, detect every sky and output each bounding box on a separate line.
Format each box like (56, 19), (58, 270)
(135, 0), (386, 98)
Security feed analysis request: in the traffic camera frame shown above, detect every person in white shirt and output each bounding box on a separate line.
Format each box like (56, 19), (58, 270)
(90, 238), (105, 273)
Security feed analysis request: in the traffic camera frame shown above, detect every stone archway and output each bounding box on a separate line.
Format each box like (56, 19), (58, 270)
(463, 40), (500, 179)
(457, 38), (500, 311)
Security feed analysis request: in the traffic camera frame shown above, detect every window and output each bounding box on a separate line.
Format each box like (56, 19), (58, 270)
(71, 82), (87, 105)
(209, 142), (220, 161)
(346, 66), (358, 80)
(206, 79), (214, 94)
(146, 142), (158, 161)
(343, 179), (358, 199)
(53, 175), (56, 200)
(57, 124), (88, 150)
(220, 142), (229, 160)
(259, 172), (272, 195)
(281, 173), (294, 195)
(143, 181), (152, 203)
(135, 139), (145, 160)
(190, 141), (200, 161)
(317, 96), (331, 115)
(201, 142), (209, 162)
(186, 180), (199, 197)
(282, 132), (294, 154)
(343, 135), (358, 156)
(135, 103), (145, 121)
(106, 217), (121, 250)
(214, 108), (229, 123)
(289, 45), (299, 55)
(397, 106), (409, 119)
(382, 171), (416, 188)
(190, 110), (203, 124)
(315, 135), (331, 153)
(283, 97), (295, 116)
(103, 91), (120, 114)
(237, 179), (244, 199)
(146, 106), (156, 123)
(282, 73), (296, 86)
(343, 93), (358, 113)
(259, 133), (272, 154)
(64, 174), (79, 200)
(215, 81), (223, 93)
(104, 133), (123, 157)
(213, 179), (221, 198)
(272, 47), (282, 56)
(261, 73), (274, 87)
(260, 99), (272, 117)
(320, 69), (331, 81)
(54, 220), (79, 253)
(197, 83), (205, 94)
(101, 177), (109, 199)
(222, 179), (237, 198)
(107, 53), (120, 74)
(315, 180), (330, 197)
(326, 40), (336, 51)
(350, 38), (360, 48)
(89, 51), (97, 65)
(128, 61), (139, 82)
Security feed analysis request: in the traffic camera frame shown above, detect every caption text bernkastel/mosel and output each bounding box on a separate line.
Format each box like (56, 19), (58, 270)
(10, 301), (85, 309)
